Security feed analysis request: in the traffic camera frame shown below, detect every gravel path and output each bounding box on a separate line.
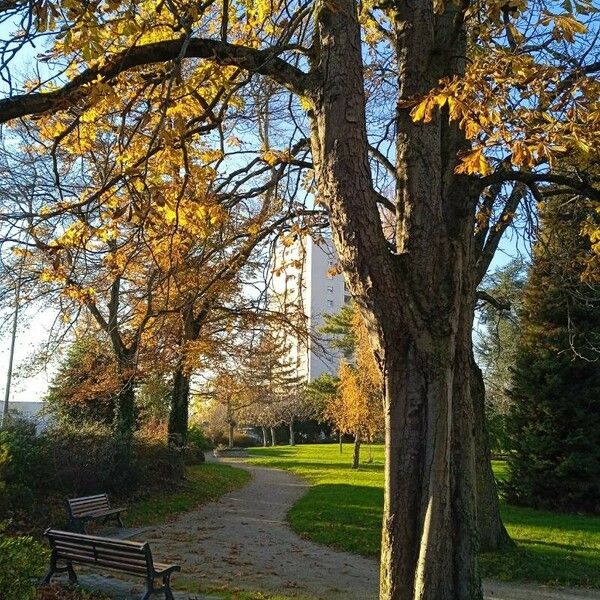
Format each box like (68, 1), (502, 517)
(144, 458), (379, 599)
(70, 457), (599, 600)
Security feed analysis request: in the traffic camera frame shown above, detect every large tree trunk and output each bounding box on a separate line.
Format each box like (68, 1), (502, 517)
(113, 365), (136, 482)
(352, 435), (361, 469)
(115, 376), (136, 442)
(472, 357), (513, 551)
(308, 0), (481, 597)
(270, 426), (276, 446)
(288, 418), (295, 446)
(168, 365), (191, 478)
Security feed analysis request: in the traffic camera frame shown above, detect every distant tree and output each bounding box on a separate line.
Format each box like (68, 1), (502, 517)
(325, 307), (383, 468)
(306, 373), (339, 422)
(237, 329), (304, 446)
(506, 198), (600, 512)
(475, 259), (527, 453)
(276, 387), (313, 446)
(320, 304), (356, 359)
(44, 334), (120, 426)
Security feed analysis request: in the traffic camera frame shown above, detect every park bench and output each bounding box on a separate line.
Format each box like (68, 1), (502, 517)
(65, 493), (125, 533)
(42, 529), (181, 600)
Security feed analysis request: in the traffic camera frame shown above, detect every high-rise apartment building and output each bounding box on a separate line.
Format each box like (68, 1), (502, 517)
(269, 236), (348, 382)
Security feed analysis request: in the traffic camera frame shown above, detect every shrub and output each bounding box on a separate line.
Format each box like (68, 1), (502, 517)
(0, 530), (49, 600)
(0, 418), (49, 512)
(134, 437), (182, 484)
(233, 432), (257, 447)
(0, 419), (186, 533)
(187, 425), (209, 450)
(44, 422), (133, 495)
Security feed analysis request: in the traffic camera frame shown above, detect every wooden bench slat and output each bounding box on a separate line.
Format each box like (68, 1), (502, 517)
(49, 530), (145, 547)
(66, 493), (123, 530)
(53, 541), (149, 562)
(70, 503), (110, 516)
(77, 507), (126, 519)
(70, 498), (107, 506)
(43, 529), (180, 600)
(55, 553), (149, 575)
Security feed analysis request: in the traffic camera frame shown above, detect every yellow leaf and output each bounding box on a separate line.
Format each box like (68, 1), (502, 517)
(455, 148), (492, 176)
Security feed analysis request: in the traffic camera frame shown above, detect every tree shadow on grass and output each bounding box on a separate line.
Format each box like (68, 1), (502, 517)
(287, 483), (383, 556)
(500, 502), (600, 536)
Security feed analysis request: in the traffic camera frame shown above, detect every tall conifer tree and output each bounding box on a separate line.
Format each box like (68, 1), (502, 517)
(506, 199), (600, 512)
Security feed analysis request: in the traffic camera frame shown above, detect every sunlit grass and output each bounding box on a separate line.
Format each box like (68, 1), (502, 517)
(127, 463), (250, 527)
(248, 444), (600, 588)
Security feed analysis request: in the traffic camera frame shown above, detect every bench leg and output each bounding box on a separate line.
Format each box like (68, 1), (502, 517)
(116, 513), (124, 528)
(67, 562), (78, 584)
(163, 574), (174, 600)
(41, 568), (55, 585)
(141, 577), (155, 600)
(70, 518), (86, 534)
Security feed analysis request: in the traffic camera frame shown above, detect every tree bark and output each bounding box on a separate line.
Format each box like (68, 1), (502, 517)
(113, 368), (136, 481)
(339, 430), (343, 453)
(168, 364), (191, 478)
(114, 376), (136, 442)
(289, 418), (295, 446)
(262, 426), (269, 447)
(352, 435), (361, 469)
(270, 426), (276, 446)
(472, 357), (513, 551)
(228, 421), (235, 449)
(307, 0), (482, 597)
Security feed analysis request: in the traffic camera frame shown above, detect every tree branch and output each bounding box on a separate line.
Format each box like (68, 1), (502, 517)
(479, 170), (600, 202)
(475, 290), (511, 312)
(0, 37), (310, 124)
(475, 184), (526, 285)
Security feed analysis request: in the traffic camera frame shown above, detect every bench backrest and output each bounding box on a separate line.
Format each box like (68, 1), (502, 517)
(67, 493), (110, 517)
(45, 529), (154, 576)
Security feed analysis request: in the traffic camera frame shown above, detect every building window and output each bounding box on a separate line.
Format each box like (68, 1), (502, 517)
(327, 299), (334, 307)
(327, 286), (334, 293)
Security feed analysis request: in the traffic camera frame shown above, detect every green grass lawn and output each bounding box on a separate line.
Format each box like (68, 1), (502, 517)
(127, 462), (250, 527)
(247, 444), (600, 589)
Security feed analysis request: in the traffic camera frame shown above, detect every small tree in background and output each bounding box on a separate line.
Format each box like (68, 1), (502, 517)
(325, 307), (382, 468)
(276, 387), (313, 446)
(506, 198), (600, 512)
(307, 373), (340, 449)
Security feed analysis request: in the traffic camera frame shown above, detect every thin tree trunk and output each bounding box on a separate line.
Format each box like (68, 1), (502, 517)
(168, 365), (190, 478)
(339, 430), (343, 453)
(228, 421), (235, 449)
(289, 418), (295, 446)
(472, 357), (513, 551)
(270, 426), (276, 446)
(262, 426), (268, 447)
(352, 434), (361, 469)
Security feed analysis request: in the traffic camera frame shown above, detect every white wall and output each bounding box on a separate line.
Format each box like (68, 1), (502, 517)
(306, 238), (346, 381)
(269, 236), (347, 382)
(2, 401), (50, 432)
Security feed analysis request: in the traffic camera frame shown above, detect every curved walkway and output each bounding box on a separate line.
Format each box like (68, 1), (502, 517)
(146, 458), (378, 599)
(78, 457), (599, 600)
